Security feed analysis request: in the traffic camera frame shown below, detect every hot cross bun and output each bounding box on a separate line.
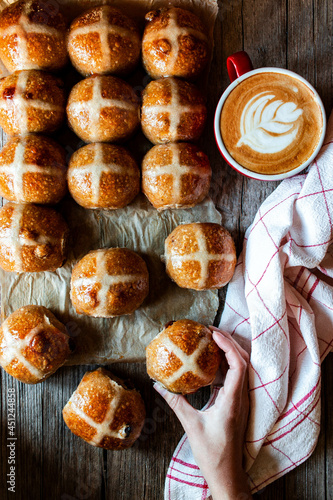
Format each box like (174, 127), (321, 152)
(68, 143), (140, 209)
(142, 7), (209, 80)
(0, 135), (67, 204)
(68, 6), (141, 77)
(141, 77), (207, 144)
(146, 319), (220, 394)
(71, 248), (149, 318)
(0, 305), (73, 384)
(63, 367), (146, 450)
(142, 143), (211, 210)
(0, 202), (68, 272)
(0, 0), (68, 73)
(0, 70), (65, 136)
(164, 222), (237, 290)
(66, 75), (140, 143)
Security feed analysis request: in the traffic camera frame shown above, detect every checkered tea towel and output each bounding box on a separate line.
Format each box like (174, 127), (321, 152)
(165, 110), (333, 498)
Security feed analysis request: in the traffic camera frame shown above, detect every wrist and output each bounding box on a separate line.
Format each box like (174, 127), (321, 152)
(206, 467), (252, 500)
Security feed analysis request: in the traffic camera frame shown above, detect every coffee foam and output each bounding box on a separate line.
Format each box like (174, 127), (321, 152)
(220, 72), (323, 175)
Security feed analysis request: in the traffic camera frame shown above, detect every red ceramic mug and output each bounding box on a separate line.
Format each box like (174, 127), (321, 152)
(214, 51), (326, 181)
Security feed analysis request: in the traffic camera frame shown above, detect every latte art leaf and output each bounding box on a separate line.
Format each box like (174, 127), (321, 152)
(237, 92), (303, 154)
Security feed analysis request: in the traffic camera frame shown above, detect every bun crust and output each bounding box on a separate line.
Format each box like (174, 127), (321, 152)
(141, 77), (206, 144)
(146, 319), (220, 394)
(0, 305), (72, 384)
(0, 0), (68, 73)
(68, 6), (141, 76)
(165, 223), (236, 290)
(0, 70), (65, 136)
(63, 367), (146, 450)
(0, 202), (68, 272)
(68, 143), (140, 209)
(142, 142), (211, 210)
(71, 248), (149, 317)
(66, 75), (140, 143)
(142, 7), (209, 79)
(0, 135), (67, 204)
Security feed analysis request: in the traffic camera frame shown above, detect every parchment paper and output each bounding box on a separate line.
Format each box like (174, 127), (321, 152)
(0, 0), (220, 365)
(1, 196), (221, 364)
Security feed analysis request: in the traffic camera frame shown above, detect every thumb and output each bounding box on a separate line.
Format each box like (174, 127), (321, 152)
(153, 382), (198, 431)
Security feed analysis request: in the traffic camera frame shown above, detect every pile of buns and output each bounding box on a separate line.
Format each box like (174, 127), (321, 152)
(0, 0), (236, 450)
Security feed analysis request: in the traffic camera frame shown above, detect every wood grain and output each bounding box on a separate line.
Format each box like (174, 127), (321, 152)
(1, 0), (332, 499)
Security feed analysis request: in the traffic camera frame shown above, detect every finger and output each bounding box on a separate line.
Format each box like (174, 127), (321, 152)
(153, 382), (199, 431)
(212, 331), (248, 398)
(209, 326), (250, 362)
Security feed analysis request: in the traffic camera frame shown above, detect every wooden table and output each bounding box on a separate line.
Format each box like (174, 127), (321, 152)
(1, 0), (332, 498)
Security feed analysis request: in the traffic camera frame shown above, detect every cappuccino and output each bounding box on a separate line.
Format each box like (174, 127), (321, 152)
(220, 72), (323, 175)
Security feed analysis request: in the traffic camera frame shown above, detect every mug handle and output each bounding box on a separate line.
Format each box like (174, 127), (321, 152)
(227, 51), (253, 82)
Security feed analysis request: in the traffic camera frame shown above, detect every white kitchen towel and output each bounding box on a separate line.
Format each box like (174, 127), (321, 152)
(165, 110), (333, 498)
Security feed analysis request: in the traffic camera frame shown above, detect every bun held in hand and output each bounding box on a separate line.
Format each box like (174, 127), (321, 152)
(146, 319), (220, 394)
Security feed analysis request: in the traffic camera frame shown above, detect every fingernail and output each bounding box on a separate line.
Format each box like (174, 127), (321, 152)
(153, 381), (168, 396)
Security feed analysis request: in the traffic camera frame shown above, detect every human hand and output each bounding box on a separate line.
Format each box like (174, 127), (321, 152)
(154, 327), (252, 500)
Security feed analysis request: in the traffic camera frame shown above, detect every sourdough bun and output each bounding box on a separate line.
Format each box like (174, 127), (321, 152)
(68, 6), (141, 76)
(0, 135), (67, 204)
(0, 305), (72, 384)
(164, 223), (236, 290)
(142, 7), (209, 80)
(67, 75), (140, 143)
(63, 367), (146, 450)
(0, 70), (65, 136)
(141, 77), (206, 144)
(0, 202), (68, 272)
(146, 319), (220, 394)
(71, 248), (149, 317)
(68, 143), (140, 209)
(0, 0), (67, 73)
(142, 142), (211, 210)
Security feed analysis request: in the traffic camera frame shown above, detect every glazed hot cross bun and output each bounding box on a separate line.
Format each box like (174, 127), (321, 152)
(164, 222), (237, 290)
(71, 248), (149, 318)
(0, 70), (65, 136)
(142, 7), (209, 80)
(141, 77), (207, 144)
(0, 202), (68, 272)
(0, 135), (67, 204)
(68, 143), (140, 209)
(63, 368), (146, 450)
(68, 6), (141, 76)
(66, 75), (140, 143)
(146, 319), (220, 394)
(0, 305), (73, 384)
(142, 143), (211, 210)
(0, 0), (68, 73)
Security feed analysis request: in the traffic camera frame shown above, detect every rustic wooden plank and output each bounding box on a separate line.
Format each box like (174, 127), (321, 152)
(1, 0), (332, 498)
(324, 357), (333, 500)
(41, 365), (105, 500)
(1, 371), (43, 500)
(313, 0), (333, 114)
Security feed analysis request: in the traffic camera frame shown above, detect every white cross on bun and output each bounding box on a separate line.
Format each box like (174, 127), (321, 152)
(142, 142), (212, 210)
(68, 143), (140, 209)
(66, 74), (140, 143)
(0, 135), (67, 204)
(0, 0), (68, 73)
(68, 5), (141, 77)
(0, 70), (65, 136)
(0, 305), (73, 384)
(142, 7), (209, 80)
(146, 319), (220, 394)
(141, 77), (207, 144)
(63, 367), (146, 450)
(164, 222), (237, 290)
(70, 248), (149, 318)
(0, 202), (68, 273)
